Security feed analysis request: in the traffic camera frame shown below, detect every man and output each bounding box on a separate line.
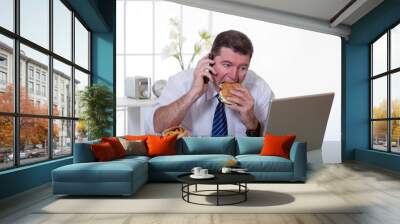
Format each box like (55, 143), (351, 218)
(146, 30), (274, 137)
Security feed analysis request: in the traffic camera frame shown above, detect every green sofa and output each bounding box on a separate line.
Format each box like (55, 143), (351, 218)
(52, 137), (307, 196)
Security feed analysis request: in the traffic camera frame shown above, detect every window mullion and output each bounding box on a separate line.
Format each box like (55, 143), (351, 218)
(388, 30), (392, 152)
(49, 0), (54, 160)
(14, 0), (21, 166)
(71, 9), (76, 154)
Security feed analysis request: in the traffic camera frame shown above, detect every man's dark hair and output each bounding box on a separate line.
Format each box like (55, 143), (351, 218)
(210, 30), (253, 58)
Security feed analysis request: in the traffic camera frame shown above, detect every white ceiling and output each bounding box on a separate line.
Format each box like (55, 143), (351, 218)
(225, 0), (352, 22)
(169, 0), (384, 38)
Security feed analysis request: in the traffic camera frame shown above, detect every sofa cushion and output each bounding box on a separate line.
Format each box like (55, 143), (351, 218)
(53, 159), (147, 183)
(236, 155), (293, 172)
(178, 137), (235, 155)
(148, 154), (235, 172)
(235, 137), (264, 155)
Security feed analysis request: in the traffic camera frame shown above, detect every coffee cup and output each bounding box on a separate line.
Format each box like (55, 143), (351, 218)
(221, 167), (232, 174)
(191, 167), (202, 176)
(200, 169), (208, 176)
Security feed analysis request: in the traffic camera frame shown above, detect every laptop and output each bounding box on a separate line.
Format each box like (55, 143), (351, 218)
(265, 92), (335, 151)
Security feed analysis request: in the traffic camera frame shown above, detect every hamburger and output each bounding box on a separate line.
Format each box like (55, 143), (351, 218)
(218, 82), (241, 105)
(162, 126), (189, 138)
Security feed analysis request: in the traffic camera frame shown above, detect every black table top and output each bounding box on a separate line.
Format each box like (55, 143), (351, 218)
(177, 172), (255, 185)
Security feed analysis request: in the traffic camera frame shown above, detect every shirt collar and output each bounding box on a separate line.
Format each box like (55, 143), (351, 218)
(205, 83), (219, 101)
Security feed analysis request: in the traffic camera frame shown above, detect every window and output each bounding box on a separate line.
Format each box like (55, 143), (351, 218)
(0, 71), (6, 85)
(0, 55), (7, 67)
(28, 81), (34, 94)
(0, 54), (8, 90)
(35, 83), (40, 95)
(53, 0), (72, 60)
(35, 70), (40, 81)
(371, 23), (400, 153)
(20, 0), (49, 49)
(42, 85), (46, 97)
(75, 18), (89, 70)
(28, 67), (34, 80)
(0, 0), (14, 32)
(53, 59), (72, 117)
(0, 0), (91, 170)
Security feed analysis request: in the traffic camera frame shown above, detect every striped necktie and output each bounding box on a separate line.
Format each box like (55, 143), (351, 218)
(211, 94), (228, 136)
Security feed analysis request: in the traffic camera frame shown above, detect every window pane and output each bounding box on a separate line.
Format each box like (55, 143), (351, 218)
(53, 59), (72, 117)
(75, 120), (88, 143)
(391, 72), (400, 118)
(126, 1), (153, 54)
(125, 55), (152, 79)
(372, 33), (387, 76)
(74, 69), (89, 118)
(154, 1), (180, 53)
(53, 0), (72, 60)
(0, 34), (14, 112)
(20, 0), (49, 49)
(75, 18), (89, 70)
(116, 55), (124, 97)
(0, 0), (14, 31)
(372, 77), (387, 119)
(372, 121), (387, 151)
(20, 117), (49, 165)
(392, 24), (400, 70)
(20, 44), (49, 115)
(391, 120), (400, 153)
(0, 116), (13, 170)
(116, 0), (124, 54)
(53, 119), (72, 158)
(182, 5), (209, 54)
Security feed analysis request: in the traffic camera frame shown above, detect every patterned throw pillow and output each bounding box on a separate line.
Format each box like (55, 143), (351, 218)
(118, 138), (147, 156)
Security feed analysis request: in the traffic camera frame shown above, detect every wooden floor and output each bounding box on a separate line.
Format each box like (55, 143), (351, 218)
(1, 158), (400, 224)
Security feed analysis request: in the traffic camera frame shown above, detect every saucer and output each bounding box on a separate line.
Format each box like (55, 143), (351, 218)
(190, 174), (215, 179)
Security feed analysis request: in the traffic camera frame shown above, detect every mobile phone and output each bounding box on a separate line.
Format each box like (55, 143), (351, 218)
(203, 53), (215, 84)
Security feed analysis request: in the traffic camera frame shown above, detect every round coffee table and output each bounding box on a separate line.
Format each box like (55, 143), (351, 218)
(177, 173), (255, 206)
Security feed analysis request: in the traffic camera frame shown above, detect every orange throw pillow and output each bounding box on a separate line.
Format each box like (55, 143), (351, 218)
(146, 135), (177, 157)
(91, 142), (117, 161)
(101, 137), (127, 158)
(259, 134), (296, 159)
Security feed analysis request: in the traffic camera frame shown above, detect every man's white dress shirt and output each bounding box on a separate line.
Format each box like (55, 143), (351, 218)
(144, 69), (274, 137)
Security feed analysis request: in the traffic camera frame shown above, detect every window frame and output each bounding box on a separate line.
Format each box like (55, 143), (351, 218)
(0, 0), (92, 171)
(370, 20), (400, 154)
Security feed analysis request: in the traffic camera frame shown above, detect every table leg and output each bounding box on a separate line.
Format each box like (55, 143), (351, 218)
(245, 183), (247, 201)
(217, 184), (219, 206)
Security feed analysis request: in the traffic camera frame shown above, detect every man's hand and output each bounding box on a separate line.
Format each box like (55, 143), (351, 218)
(225, 87), (259, 130)
(189, 55), (216, 99)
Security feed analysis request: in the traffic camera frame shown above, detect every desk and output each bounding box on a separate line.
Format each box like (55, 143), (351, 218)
(116, 97), (156, 135)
